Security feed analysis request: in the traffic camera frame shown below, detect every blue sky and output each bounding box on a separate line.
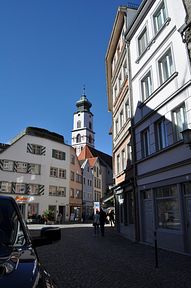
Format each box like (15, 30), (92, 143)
(0, 0), (141, 155)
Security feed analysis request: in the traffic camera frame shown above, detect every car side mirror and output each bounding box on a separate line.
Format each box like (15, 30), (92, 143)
(32, 227), (61, 247)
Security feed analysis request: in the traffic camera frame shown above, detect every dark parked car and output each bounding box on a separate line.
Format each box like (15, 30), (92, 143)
(0, 195), (61, 288)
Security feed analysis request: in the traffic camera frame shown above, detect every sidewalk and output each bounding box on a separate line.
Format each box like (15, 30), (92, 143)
(35, 225), (191, 288)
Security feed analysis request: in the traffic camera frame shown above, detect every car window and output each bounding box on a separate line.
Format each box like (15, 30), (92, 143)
(0, 198), (26, 247)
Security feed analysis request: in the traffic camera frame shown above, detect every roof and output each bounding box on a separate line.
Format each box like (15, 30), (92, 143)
(10, 126), (65, 145)
(88, 157), (98, 168)
(78, 145), (112, 169)
(0, 143), (10, 153)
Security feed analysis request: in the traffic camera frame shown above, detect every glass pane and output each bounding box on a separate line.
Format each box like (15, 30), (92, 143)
(157, 198), (180, 230)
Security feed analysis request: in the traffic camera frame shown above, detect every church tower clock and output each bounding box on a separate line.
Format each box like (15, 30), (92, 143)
(72, 90), (95, 156)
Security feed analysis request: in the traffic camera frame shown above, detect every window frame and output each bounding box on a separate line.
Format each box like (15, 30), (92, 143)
(138, 26), (148, 56)
(155, 185), (180, 230)
(155, 117), (168, 151)
(52, 149), (66, 160)
(153, 1), (167, 34)
(158, 47), (174, 85)
(141, 128), (150, 158)
(2, 160), (14, 171)
(172, 104), (187, 142)
(141, 70), (153, 101)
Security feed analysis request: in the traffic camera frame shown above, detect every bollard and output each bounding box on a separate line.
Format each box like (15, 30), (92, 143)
(154, 230), (159, 268)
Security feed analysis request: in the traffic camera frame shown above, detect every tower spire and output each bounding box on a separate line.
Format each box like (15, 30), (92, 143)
(83, 84), (86, 96)
(72, 89), (95, 156)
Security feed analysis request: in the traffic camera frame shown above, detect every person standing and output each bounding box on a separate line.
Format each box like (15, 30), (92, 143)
(108, 210), (115, 227)
(93, 210), (100, 236)
(99, 208), (107, 237)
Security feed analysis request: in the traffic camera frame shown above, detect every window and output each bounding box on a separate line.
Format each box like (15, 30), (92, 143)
(120, 109), (124, 129)
(16, 162), (28, 173)
(71, 154), (75, 164)
(89, 135), (92, 144)
(76, 173), (82, 183)
(141, 71), (152, 101)
(77, 120), (81, 128)
(89, 122), (92, 130)
(158, 48), (174, 84)
(28, 184), (39, 195)
(71, 171), (75, 181)
(115, 118), (119, 135)
(70, 188), (74, 198)
(155, 117), (168, 150)
(141, 128), (150, 158)
(127, 143), (132, 164)
(153, 1), (167, 33)
(125, 99), (131, 120)
(155, 185), (180, 230)
(57, 186), (66, 197)
(27, 143), (45, 155)
(113, 85), (117, 101)
(123, 61), (128, 79)
(172, 104), (187, 141)
(59, 169), (66, 179)
(28, 203), (39, 218)
(116, 154), (120, 174)
(52, 149), (66, 160)
(0, 182), (12, 193)
(183, 182), (191, 196)
(121, 149), (126, 170)
(75, 190), (82, 199)
(15, 183), (26, 194)
(143, 189), (152, 200)
(95, 167), (98, 177)
(49, 186), (57, 196)
(118, 73), (122, 89)
(50, 167), (58, 177)
(2, 160), (14, 171)
(29, 163), (40, 175)
(138, 27), (148, 56)
(76, 134), (81, 143)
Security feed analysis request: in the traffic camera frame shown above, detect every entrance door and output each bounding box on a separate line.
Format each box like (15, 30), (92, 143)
(185, 197), (191, 253)
(59, 206), (65, 223)
(143, 199), (153, 243)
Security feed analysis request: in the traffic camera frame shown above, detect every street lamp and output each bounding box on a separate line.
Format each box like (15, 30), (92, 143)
(181, 128), (191, 149)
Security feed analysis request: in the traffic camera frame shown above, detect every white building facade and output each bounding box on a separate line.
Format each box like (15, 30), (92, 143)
(106, 5), (138, 241)
(126, 0), (191, 253)
(0, 127), (71, 222)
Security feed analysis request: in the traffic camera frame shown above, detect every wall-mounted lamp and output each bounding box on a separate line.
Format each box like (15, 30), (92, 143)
(181, 129), (191, 149)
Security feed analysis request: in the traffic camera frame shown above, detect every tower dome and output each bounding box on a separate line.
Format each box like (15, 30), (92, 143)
(76, 94), (92, 113)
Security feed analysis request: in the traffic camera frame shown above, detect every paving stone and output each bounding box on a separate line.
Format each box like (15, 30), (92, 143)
(36, 225), (191, 288)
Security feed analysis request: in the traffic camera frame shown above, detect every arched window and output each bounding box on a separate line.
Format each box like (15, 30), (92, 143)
(77, 120), (81, 128)
(89, 122), (92, 129)
(89, 135), (92, 144)
(76, 134), (81, 143)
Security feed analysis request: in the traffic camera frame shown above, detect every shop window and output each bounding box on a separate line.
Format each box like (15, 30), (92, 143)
(155, 185), (180, 230)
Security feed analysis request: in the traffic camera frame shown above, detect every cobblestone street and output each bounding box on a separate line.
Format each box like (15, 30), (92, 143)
(34, 224), (191, 288)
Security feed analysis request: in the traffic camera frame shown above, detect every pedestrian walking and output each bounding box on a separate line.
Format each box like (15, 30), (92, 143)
(99, 208), (107, 237)
(108, 209), (115, 227)
(56, 212), (62, 224)
(93, 210), (100, 236)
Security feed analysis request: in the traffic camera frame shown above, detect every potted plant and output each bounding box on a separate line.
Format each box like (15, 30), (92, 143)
(43, 209), (55, 224)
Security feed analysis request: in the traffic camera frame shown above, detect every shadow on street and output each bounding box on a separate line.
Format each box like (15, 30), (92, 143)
(36, 225), (191, 288)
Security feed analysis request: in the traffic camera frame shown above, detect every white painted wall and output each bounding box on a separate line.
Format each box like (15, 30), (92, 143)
(0, 133), (71, 219)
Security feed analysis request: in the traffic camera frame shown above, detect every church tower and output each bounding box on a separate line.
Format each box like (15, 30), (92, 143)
(72, 90), (95, 156)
